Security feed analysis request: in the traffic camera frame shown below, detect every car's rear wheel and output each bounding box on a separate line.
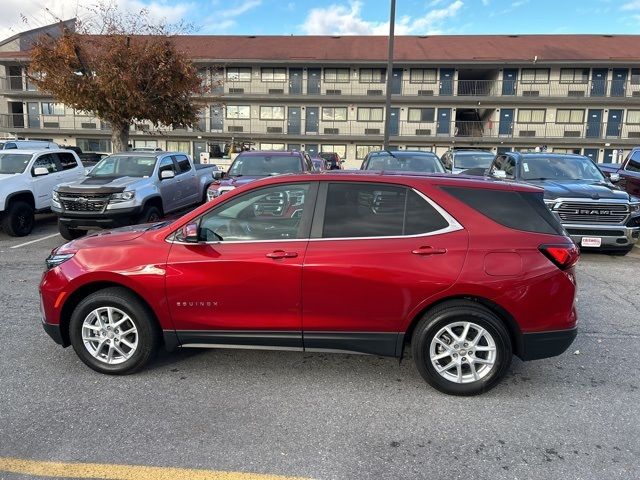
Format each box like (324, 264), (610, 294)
(68, 287), (160, 374)
(412, 300), (512, 396)
(1, 200), (34, 237)
(58, 221), (87, 241)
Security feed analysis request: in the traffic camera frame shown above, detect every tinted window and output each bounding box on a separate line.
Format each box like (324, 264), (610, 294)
(491, 155), (515, 178)
(32, 154), (60, 174)
(197, 184), (311, 242)
(4, 143), (16, 150)
(158, 157), (176, 174)
(174, 155), (191, 174)
(57, 152), (79, 170)
(322, 183), (450, 238)
(626, 150), (640, 173)
(441, 186), (565, 235)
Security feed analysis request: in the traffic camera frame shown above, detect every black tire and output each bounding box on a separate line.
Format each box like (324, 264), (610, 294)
(68, 287), (160, 374)
(1, 200), (34, 237)
(411, 300), (512, 396)
(58, 221), (87, 241)
(137, 205), (162, 224)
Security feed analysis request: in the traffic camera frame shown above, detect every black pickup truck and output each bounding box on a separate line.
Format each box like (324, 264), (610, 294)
(467, 152), (640, 254)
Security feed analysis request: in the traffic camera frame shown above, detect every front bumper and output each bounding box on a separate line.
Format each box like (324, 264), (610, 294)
(42, 319), (66, 346)
(562, 224), (640, 248)
(53, 205), (143, 229)
(519, 327), (577, 361)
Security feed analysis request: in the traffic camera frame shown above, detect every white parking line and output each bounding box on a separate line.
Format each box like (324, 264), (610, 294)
(9, 233), (60, 249)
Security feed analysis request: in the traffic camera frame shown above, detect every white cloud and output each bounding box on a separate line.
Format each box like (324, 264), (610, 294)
(621, 0), (640, 9)
(219, 0), (262, 18)
(200, 0), (262, 33)
(301, 0), (464, 35)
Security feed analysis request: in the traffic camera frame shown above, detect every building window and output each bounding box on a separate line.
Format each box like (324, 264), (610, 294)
(359, 68), (385, 84)
(410, 69), (437, 84)
(356, 145), (381, 159)
(41, 102), (64, 115)
(260, 143), (286, 151)
(631, 69), (640, 85)
(134, 140), (157, 149)
(517, 109), (546, 124)
(322, 107), (348, 122)
(521, 68), (550, 84)
(324, 68), (350, 83)
(76, 138), (112, 152)
(226, 67), (251, 82)
(559, 68), (589, 84)
(408, 108), (435, 122)
(626, 110), (640, 124)
(357, 107), (383, 122)
(226, 105), (251, 119)
(556, 109), (584, 124)
(167, 141), (191, 153)
(260, 106), (285, 120)
(413, 146), (434, 151)
(261, 68), (286, 82)
(321, 144), (347, 158)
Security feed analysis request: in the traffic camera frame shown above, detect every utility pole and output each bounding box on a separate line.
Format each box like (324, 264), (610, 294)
(382, 0), (396, 150)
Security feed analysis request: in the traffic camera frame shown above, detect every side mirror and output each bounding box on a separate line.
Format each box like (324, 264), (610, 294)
(492, 169), (507, 179)
(609, 173), (620, 183)
(160, 169), (175, 180)
(181, 222), (199, 243)
(33, 167), (49, 176)
(213, 170), (223, 180)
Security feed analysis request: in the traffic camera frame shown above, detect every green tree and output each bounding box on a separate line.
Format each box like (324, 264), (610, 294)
(28, 4), (208, 152)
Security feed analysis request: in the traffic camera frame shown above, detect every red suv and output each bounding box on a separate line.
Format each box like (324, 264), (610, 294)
(40, 173), (578, 395)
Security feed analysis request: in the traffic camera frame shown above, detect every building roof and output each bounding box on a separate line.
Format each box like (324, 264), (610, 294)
(1, 34), (640, 63)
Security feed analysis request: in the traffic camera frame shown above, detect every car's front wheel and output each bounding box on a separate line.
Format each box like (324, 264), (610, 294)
(68, 287), (160, 374)
(58, 221), (87, 241)
(412, 300), (512, 396)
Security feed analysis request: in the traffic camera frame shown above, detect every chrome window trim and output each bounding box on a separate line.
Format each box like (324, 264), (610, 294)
(168, 187), (463, 245)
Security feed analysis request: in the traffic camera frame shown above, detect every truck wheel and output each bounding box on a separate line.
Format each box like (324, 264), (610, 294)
(137, 205), (162, 224)
(411, 300), (512, 396)
(68, 287), (160, 374)
(59, 222), (87, 241)
(1, 201), (35, 237)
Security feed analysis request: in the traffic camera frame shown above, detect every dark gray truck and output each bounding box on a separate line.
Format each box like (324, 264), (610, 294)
(52, 151), (216, 240)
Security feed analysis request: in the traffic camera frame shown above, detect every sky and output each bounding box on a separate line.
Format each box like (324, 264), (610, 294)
(1, 0), (639, 40)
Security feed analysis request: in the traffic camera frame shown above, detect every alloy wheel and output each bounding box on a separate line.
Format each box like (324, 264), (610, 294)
(81, 307), (138, 365)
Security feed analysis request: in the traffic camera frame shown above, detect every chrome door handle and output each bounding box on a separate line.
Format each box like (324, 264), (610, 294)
(266, 250), (298, 259)
(412, 246), (447, 256)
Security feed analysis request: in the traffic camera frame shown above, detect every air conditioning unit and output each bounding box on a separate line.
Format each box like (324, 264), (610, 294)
(80, 123), (97, 129)
(326, 89), (342, 95)
(567, 90), (585, 97)
(135, 124), (150, 131)
(324, 128), (339, 134)
(418, 90), (434, 96)
(364, 128), (381, 135)
(228, 126), (243, 132)
(519, 130), (536, 137)
(563, 131), (581, 137)
(228, 88), (244, 94)
(43, 122), (59, 128)
(267, 127), (283, 133)
(415, 129), (432, 136)
(628, 131), (640, 138)
(632, 91), (640, 97)
(268, 88), (284, 94)
(367, 89), (383, 96)
(523, 90), (540, 97)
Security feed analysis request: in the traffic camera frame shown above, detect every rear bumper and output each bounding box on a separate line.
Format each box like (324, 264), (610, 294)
(563, 224), (639, 248)
(518, 327), (577, 361)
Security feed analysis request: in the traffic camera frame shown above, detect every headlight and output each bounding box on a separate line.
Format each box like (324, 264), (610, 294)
(630, 202), (640, 213)
(45, 253), (75, 270)
(544, 200), (557, 210)
(111, 191), (135, 202)
(52, 190), (59, 202)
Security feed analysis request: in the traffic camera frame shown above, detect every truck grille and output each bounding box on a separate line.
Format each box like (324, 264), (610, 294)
(60, 192), (110, 213)
(557, 202), (629, 224)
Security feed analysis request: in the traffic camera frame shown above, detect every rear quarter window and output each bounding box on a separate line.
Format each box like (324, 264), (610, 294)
(441, 186), (565, 235)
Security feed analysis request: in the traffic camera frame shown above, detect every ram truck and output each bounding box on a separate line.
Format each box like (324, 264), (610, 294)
(0, 149), (84, 236)
(472, 152), (640, 254)
(52, 151), (216, 240)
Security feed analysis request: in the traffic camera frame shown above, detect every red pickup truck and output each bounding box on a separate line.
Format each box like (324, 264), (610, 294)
(599, 148), (640, 196)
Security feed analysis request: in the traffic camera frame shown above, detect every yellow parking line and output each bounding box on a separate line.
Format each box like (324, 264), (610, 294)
(0, 457), (310, 480)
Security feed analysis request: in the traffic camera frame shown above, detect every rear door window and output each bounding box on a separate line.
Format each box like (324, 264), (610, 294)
(56, 152), (79, 170)
(320, 183), (451, 238)
(173, 155), (192, 174)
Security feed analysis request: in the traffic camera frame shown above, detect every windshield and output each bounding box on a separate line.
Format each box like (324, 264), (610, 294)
(0, 153), (30, 174)
(89, 155), (157, 177)
(228, 155), (302, 176)
(454, 152), (495, 169)
(364, 154), (445, 173)
(520, 155), (606, 182)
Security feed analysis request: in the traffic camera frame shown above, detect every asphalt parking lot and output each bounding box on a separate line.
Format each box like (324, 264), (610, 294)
(0, 215), (639, 480)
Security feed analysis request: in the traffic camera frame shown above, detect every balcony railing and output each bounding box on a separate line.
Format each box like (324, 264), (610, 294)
(3, 113), (637, 141)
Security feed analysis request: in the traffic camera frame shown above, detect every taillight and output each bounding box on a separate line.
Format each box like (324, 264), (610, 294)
(539, 244), (580, 270)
